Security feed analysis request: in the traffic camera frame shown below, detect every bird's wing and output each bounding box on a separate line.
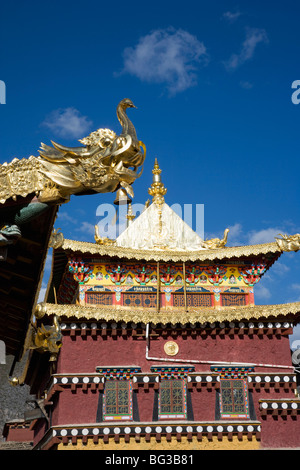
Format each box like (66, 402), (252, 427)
(38, 158), (82, 189)
(39, 141), (99, 165)
(38, 140), (102, 190)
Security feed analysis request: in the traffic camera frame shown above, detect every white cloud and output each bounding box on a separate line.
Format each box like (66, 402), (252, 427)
(270, 261), (290, 276)
(57, 211), (77, 223)
(204, 223), (244, 247)
(44, 250), (53, 272)
(222, 11), (242, 23)
(255, 284), (272, 300)
(120, 28), (208, 95)
(42, 107), (93, 138)
(239, 80), (253, 89)
(38, 283), (47, 303)
(248, 227), (281, 245)
(209, 223), (292, 248)
(224, 27), (268, 70)
(75, 221), (95, 236)
(226, 222), (244, 246)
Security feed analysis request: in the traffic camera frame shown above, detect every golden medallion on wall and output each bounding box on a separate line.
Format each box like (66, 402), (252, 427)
(164, 341), (179, 356)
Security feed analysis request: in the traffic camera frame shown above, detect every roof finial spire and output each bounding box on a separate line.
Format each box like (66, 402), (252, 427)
(126, 202), (135, 226)
(148, 158), (167, 205)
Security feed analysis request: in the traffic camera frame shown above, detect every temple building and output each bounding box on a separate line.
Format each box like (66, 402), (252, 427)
(8, 160), (300, 450)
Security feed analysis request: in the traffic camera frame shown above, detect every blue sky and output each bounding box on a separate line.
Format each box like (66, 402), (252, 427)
(0, 1), (300, 343)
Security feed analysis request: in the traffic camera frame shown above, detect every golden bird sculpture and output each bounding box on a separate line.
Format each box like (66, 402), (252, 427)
(0, 99), (146, 206)
(37, 98), (146, 201)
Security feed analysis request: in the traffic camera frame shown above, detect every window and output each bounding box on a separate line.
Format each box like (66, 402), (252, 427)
(86, 292), (113, 305)
(103, 379), (133, 421)
(221, 293), (246, 306)
(158, 379), (186, 419)
(219, 378), (249, 419)
(173, 293), (212, 307)
(123, 293), (157, 308)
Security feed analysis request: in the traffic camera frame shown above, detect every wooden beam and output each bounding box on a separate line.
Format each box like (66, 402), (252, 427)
(0, 292), (30, 310)
(0, 262), (36, 282)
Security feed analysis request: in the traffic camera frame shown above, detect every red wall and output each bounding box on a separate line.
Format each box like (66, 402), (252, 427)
(5, 427), (34, 442)
(49, 330), (295, 434)
(57, 331), (293, 374)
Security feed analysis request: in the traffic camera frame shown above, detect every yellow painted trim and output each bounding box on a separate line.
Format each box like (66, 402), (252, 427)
(57, 435), (260, 451)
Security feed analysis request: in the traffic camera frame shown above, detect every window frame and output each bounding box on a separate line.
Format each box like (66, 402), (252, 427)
(221, 293), (247, 306)
(172, 292), (212, 307)
(103, 379), (133, 421)
(219, 377), (250, 419)
(85, 291), (113, 305)
(123, 292), (158, 308)
(158, 378), (187, 420)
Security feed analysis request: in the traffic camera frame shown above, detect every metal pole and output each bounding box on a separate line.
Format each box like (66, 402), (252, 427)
(183, 261), (187, 312)
(156, 261), (160, 313)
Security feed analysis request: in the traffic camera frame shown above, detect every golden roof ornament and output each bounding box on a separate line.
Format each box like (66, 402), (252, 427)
(113, 187), (132, 206)
(148, 158), (167, 205)
(126, 202), (135, 225)
(49, 228), (64, 249)
(94, 224), (116, 245)
(0, 99), (146, 205)
(275, 233), (300, 252)
(147, 159), (167, 238)
(202, 228), (230, 250)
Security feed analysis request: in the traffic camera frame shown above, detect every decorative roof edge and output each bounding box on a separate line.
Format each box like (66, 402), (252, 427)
(59, 238), (283, 262)
(39, 301), (300, 324)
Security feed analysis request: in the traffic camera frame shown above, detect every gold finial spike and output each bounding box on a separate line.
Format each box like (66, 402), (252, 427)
(152, 158), (162, 181)
(126, 202), (135, 226)
(148, 158), (167, 205)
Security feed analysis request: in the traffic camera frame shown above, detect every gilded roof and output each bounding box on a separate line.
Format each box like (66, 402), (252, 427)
(41, 301), (300, 324)
(60, 238), (282, 263)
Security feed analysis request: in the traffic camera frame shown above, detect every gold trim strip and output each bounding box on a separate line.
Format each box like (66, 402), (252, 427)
(60, 238), (282, 263)
(40, 301), (300, 324)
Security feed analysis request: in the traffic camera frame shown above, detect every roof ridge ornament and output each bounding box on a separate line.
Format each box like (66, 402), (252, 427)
(148, 159), (167, 239)
(148, 158), (167, 206)
(202, 228), (230, 250)
(275, 233), (300, 252)
(126, 202), (135, 226)
(0, 99), (146, 205)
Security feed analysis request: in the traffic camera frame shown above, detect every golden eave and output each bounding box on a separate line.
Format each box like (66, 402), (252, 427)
(60, 238), (283, 263)
(41, 301), (300, 324)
